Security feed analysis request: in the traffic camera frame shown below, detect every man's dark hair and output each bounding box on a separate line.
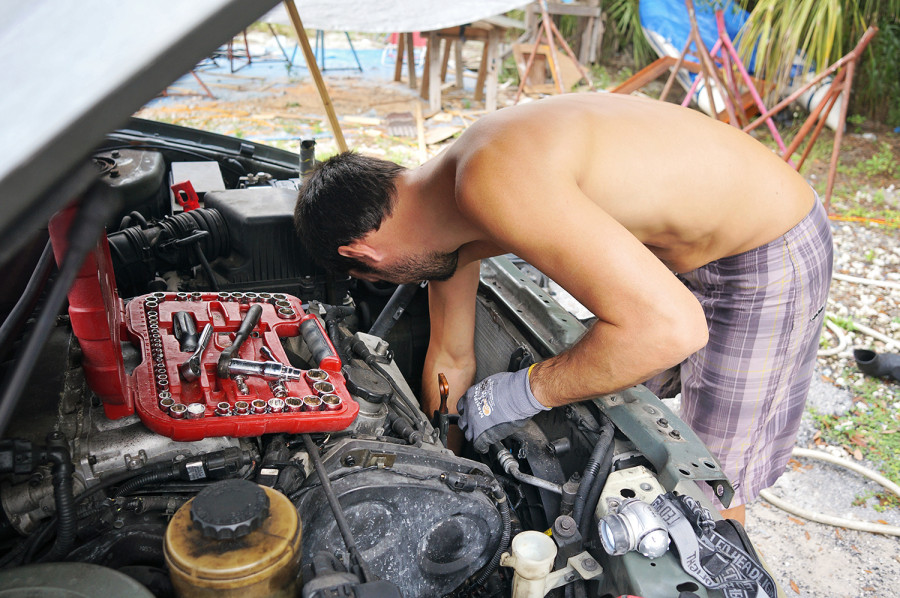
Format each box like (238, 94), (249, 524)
(295, 151), (406, 273)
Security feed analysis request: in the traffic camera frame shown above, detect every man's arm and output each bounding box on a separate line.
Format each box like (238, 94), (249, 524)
(422, 259), (481, 416)
(457, 152), (709, 408)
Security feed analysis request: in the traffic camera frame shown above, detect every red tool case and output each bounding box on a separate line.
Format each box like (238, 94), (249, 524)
(49, 206), (358, 442)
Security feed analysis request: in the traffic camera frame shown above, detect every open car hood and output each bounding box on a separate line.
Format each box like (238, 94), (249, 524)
(0, 0), (279, 264)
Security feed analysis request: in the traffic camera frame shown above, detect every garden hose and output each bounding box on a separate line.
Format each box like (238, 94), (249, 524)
(759, 447), (900, 537)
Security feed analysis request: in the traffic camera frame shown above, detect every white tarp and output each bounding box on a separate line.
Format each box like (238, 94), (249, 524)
(264, 0), (529, 33)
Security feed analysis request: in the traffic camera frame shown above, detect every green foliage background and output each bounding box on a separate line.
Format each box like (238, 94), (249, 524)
(587, 0), (899, 125)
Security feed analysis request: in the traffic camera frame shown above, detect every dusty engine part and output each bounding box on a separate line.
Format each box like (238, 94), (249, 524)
(296, 438), (503, 598)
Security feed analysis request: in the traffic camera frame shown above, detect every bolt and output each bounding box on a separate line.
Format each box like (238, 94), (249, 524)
(669, 429), (681, 439)
(344, 455), (356, 467)
(716, 484), (725, 497)
(582, 557), (598, 572)
(640, 483), (653, 491)
(657, 417), (669, 427)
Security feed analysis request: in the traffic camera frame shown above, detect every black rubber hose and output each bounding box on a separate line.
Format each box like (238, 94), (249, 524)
(0, 185), (118, 438)
(193, 243), (219, 291)
(474, 496), (511, 587)
(578, 438), (614, 543)
(368, 282), (422, 339)
(0, 240), (54, 352)
(572, 412), (613, 533)
(113, 468), (178, 498)
(38, 433), (76, 562)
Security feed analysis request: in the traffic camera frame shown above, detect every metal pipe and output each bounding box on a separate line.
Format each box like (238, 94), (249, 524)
(494, 447), (562, 495)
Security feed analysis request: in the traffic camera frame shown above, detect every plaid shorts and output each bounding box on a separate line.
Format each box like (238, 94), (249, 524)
(644, 198), (833, 507)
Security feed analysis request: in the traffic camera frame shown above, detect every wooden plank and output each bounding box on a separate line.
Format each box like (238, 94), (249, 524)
(485, 28), (499, 111)
(608, 56), (704, 95)
(393, 34), (405, 82)
(428, 31), (441, 113)
(440, 38), (452, 82)
(405, 32), (417, 89)
(543, 2), (602, 17)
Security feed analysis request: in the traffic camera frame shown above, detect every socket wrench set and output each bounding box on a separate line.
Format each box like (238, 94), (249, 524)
(124, 291), (357, 441)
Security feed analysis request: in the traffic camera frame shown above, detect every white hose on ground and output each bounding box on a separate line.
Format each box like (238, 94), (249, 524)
(832, 272), (900, 291)
(817, 317), (849, 357)
(817, 310), (899, 356)
(758, 447), (900, 536)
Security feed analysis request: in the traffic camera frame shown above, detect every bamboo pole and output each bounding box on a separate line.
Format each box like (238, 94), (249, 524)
(283, 0), (348, 152)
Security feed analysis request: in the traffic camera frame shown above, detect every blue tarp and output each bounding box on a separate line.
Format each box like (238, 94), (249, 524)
(639, 0), (756, 73)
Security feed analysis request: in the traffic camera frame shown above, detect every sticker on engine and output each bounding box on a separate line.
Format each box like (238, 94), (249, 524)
(185, 461), (206, 481)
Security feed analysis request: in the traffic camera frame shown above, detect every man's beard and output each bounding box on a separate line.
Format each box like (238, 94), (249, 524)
(365, 249), (459, 284)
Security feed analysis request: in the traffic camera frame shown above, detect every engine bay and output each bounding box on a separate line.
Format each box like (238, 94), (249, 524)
(0, 121), (778, 598)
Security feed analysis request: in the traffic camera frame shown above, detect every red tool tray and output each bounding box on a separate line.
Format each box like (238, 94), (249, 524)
(124, 292), (358, 441)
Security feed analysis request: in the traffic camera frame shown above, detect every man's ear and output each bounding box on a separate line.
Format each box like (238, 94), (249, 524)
(338, 240), (383, 265)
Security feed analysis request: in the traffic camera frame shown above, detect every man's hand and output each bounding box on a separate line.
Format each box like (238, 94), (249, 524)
(457, 368), (549, 453)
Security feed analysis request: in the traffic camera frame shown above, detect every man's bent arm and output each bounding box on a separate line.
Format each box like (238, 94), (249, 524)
(458, 156), (709, 407)
(422, 260), (480, 415)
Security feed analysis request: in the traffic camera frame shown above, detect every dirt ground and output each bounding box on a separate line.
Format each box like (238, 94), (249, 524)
(136, 41), (900, 597)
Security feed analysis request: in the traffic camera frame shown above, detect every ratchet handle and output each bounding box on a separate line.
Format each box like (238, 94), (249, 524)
(216, 304), (263, 378)
(300, 315), (341, 370)
(172, 311), (199, 353)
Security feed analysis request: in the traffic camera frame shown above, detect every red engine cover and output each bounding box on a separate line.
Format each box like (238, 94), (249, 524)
(49, 207), (357, 441)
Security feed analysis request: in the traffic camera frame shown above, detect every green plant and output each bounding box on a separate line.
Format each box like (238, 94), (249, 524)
(848, 114), (866, 133)
(856, 142), (900, 178)
(810, 372), (900, 510)
(606, 0), (654, 66)
(826, 314), (856, 332)
(737, 0), (900, 125)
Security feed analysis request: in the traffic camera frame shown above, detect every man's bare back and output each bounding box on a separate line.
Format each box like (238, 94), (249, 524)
(440, 93), (814, 273)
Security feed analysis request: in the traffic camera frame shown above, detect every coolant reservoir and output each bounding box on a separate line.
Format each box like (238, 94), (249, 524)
(164, 479), (301, 598)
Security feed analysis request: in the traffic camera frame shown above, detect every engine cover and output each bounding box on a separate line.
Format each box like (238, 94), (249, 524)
(297, 439), (502, 597)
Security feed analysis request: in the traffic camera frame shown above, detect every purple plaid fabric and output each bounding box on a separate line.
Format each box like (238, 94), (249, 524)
(644, 198), (833, 508)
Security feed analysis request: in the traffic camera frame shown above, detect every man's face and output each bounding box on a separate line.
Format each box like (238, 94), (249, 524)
(352, 248), (459, 284)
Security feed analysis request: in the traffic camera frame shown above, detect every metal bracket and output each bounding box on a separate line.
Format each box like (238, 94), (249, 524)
(544, 552), (604, 593)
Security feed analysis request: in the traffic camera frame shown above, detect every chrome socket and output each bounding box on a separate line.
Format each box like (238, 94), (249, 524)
(304, 369), (329, 384)
(158, 395), (175, 411)
(285, 397), (303, 412)
(313, 381), (335, 396)
(269, 379), (288, 398)
(267, 398), (286, 413)
(321, 394), (342, 411)
(302, 395), (323, 411)
(185, 403), (206, 419)
(168, 403), (187, 419)
(234, 374), (249, 395)
(233, 400), (249, 415)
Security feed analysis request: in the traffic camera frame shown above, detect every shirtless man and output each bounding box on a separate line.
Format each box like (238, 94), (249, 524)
(294, 93), (833, 523)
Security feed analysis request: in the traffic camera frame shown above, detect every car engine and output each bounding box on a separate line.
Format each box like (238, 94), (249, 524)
(0, 120), (778, 598)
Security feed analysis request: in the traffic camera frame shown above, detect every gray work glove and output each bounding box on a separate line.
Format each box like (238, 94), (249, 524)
(457, 367), (549, 453)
